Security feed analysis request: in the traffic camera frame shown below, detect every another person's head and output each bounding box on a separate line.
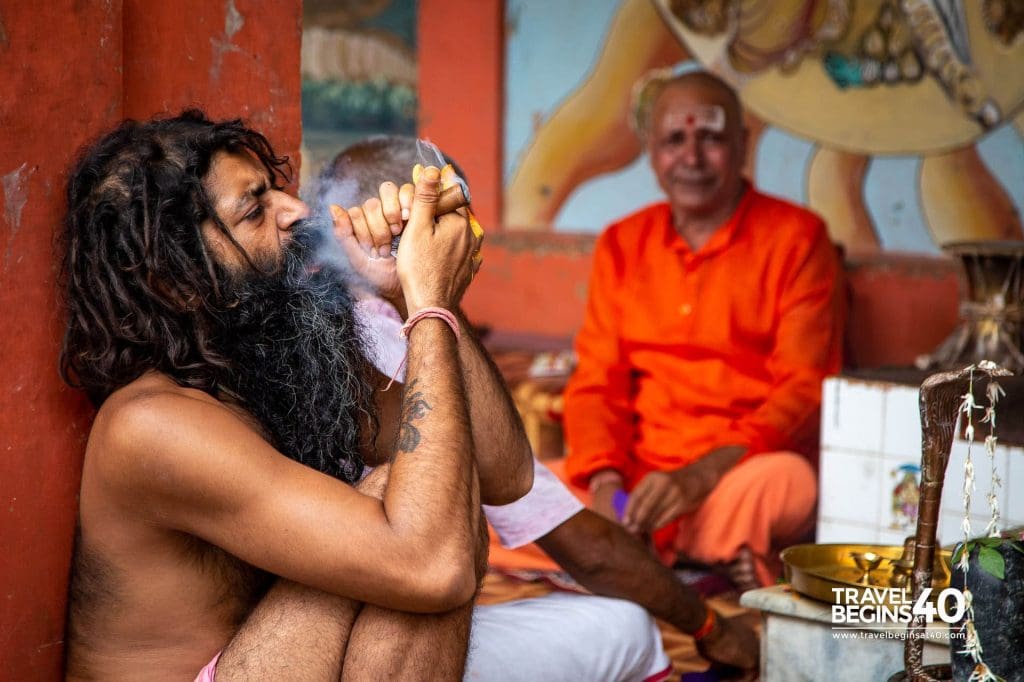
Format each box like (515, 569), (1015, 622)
(632, 69), (748, 219)
(313, 135), (464, 213)
(61, 110), (374, 482)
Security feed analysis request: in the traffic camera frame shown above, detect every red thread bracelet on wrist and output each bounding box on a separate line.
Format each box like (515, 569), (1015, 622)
(400, 306), (461, 341)
(692, 606), (717, 641)
(383, 307), (461, 392)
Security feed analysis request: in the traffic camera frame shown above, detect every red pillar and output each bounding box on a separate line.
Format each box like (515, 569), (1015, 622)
(418, 0), (504, 230)
(0, 2), (302, 677)
(123, 0), (303, 178)
(0, 3), (122, 679)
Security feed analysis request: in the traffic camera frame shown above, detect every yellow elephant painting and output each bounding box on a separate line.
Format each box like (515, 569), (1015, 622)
(505, 0), (1024, 254)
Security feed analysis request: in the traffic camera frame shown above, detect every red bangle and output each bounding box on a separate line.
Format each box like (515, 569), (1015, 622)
(400, 306), (461, 341)
(692, 606), (717, 641)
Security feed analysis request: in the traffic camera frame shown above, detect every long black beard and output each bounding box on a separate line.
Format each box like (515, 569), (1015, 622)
(213, 228), (375, 483)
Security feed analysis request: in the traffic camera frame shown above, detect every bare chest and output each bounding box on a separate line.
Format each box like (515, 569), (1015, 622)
(66, 528), (272, 678)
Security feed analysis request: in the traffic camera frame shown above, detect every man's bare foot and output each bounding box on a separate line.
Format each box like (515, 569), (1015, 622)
(724, 546), (762, 593)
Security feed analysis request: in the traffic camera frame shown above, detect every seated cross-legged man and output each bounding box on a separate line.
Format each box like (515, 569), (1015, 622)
(313, 135), (760, 679)
(563, 69), (845, 590)
(61, 110), (535, 681)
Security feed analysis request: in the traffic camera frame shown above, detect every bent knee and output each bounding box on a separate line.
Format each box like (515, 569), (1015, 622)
(560, 597), (665, 666)
(737, 452), (816, 493)
(601, 598), (657, 634)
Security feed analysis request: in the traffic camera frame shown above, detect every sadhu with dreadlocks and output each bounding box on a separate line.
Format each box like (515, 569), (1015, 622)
(61, 110), (533, 681)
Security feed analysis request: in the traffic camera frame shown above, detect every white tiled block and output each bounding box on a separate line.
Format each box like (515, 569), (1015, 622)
(1005, 445), (1024, 525)
(821, 377), (885, 453)
(758, 607), (949, 681)
(819, 447), (883, 527)
(816, 519), (879, 544)
(882, 384), (922, 458)
(939, 438), (1009, 520)
(877, 527), (916, 547)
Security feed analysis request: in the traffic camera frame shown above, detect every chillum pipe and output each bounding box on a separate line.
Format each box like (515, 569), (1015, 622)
(390, 181), (471, 255)
(434, 181), (471, 215)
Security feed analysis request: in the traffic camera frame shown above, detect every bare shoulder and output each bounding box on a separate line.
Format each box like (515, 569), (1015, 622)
(91, 372), (235, 463)
(85, 372), (271, 519)
(97, 369), (216, 416)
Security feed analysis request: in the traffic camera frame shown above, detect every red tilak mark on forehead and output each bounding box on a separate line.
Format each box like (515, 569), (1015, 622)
(685, 114), (695, 125)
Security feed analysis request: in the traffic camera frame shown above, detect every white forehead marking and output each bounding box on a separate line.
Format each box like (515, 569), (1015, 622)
(661, 105), (726, 133)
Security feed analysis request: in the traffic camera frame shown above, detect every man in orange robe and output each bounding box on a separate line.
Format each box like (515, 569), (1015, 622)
(563, 69), (845, 589)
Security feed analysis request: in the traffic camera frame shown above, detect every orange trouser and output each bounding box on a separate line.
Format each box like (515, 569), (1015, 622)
(487, 453), (817, 587)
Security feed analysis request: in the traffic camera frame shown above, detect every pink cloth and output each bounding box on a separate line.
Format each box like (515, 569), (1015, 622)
(194, 652), (221, 682)
(484, 458), (584, 549)
(354, 297), (407, 381)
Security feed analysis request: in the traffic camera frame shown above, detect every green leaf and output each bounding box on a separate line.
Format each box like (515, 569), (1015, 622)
(952, 543), (967, 565)
(978, 537), (1002, 547)
(1009, 541), (1024, 556)
(978, 546), (1006, 580)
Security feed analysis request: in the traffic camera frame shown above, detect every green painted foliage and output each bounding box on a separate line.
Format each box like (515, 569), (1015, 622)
(302, 78), (417, 134)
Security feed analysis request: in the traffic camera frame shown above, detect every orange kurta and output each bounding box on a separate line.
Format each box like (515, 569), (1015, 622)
(563, 186), (844, 491)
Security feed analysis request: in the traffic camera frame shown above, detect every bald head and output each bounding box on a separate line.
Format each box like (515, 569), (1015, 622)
(632, 70), (743, 141)
(314, 135), (465, 212)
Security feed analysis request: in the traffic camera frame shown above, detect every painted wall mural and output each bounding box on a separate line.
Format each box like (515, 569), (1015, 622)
(891, 463), (921, 530)
(504, 0), (1024, 256)
(300, 0), (418, 189)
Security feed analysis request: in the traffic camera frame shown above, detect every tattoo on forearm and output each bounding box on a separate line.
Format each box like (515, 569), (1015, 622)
(397, 379), (433, 452)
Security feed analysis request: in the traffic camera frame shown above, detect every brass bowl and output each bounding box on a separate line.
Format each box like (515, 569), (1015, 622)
(781, 543), (952, 607)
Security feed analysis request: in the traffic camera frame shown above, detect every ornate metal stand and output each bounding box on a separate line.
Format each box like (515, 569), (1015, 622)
(891, 363), (1012, 682)
(919, 241), (1024, 373)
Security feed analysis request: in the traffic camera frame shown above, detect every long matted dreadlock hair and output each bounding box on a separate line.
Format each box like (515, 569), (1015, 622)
(59, 109), (290, 406)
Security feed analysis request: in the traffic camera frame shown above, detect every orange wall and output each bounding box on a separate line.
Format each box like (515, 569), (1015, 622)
(0, 2), (302, 678)
(461, 233), (593, 341)
(458, 234), (961, 370)
(844, 254), (960, 369)
(122, 0), (302, 169)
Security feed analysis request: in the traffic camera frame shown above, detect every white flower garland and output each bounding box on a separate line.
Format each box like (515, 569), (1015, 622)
(956, 361), (1005, 682)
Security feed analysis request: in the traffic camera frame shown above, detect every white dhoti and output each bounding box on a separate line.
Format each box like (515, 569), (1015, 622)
(466, 592), (672, 682)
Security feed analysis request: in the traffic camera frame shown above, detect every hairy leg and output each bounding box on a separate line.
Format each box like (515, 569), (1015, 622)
(213, 579), (361, 681)
(342, 502), (490, 681)
(213, 464), (488, 681)
(340, 601), (474, 681)
(212, 466), (394, 681)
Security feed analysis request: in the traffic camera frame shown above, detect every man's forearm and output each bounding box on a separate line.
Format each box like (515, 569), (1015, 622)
(453, 309), (533, 505)
(384, 319), (481, 595)
(672, 444), (747, 501)
(536, 510), (706, 633)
